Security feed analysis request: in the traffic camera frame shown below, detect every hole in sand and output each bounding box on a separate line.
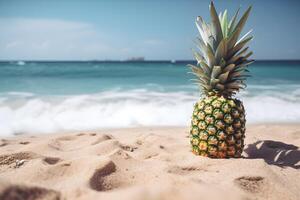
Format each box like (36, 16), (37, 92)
(234, 176), (265, 193)
(43, 157), (61, 165)
(0, 185), (61, 200)
(19, 141), (30, 145)
(89, 161), (119, 191)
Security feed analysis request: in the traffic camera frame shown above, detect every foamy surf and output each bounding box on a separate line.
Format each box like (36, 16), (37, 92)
(0, 90), (300, 136)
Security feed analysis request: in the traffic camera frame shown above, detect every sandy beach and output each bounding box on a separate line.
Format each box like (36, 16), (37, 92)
(0, 124), (299, 200)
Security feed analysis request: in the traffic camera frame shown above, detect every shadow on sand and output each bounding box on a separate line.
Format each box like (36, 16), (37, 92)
(244, 140), (300, 169)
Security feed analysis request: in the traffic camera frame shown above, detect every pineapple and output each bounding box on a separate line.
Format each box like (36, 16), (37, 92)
(189, 2), (254, 158)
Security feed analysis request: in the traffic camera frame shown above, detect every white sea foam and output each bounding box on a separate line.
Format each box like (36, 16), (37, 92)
(0, 90), (300, 136)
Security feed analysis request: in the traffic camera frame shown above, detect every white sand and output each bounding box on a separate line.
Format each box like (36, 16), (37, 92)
(0, 124), (299, 200)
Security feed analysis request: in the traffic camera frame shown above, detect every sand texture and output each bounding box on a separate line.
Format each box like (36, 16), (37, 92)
(0, 124), (299, 200)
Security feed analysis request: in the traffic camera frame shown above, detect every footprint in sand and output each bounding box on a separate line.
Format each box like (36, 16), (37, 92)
(0, 184), (61, 200)
(234, 176), (265, 193)
(35, 161), (73, 181)
(56, 135), (77, 141)
(89, 160), (118, 191)
(48, 134), (113, 151)
(89, 152), (135, 192)
(91, 134), (113, 145)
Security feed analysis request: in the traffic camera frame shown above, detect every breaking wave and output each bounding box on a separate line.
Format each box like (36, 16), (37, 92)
(0, 89), (300, 136)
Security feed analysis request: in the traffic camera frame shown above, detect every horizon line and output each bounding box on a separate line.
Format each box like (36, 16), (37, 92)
(0, 59), (300, 63)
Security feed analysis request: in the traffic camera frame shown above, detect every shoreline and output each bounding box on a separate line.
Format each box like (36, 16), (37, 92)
(2, 122), (300, 139)
(0, 124), (299, 200)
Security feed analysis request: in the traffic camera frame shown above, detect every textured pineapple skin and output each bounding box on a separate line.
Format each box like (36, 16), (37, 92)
(190, 95), (246, 158)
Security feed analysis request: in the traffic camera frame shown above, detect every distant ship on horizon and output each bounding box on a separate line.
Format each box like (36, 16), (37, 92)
(126, 57), (145, 61)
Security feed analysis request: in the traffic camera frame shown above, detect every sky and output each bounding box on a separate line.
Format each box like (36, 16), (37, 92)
(0, 0), (299, 60)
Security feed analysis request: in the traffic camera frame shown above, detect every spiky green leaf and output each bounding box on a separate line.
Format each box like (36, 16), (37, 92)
(218, 71), (230, 83)
(206, 43), (216, 66)
(243, 51), (253, 59)
(216, 83), (225, 90)
(211, 66), (222, 78)
(215, 38), (227, 65)
(209, 2), (223, 44)
(199, 61), (211, 73)
(228, 8), (240, 36)
(210, 78), (220, 87)
(227, 6), (252, 50)
(221, 10), (228, 37)
(223, 64), (236, 73)
(227, 36), (253, 59)
(192, 49), (205, 64)
(236, 29), (253, 44)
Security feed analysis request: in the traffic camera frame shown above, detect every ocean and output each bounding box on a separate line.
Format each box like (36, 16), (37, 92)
(0, 60), (299, 136)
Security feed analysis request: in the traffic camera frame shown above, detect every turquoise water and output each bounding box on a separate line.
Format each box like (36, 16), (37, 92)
(0, 61), (300, 95)
(0, 61), (300, 135)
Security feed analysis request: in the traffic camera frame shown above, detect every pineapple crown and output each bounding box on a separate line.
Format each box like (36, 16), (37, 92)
(189, 1), (254, 97)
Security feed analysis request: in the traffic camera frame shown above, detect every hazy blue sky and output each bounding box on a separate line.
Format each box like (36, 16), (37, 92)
(0, 0), (299, 60)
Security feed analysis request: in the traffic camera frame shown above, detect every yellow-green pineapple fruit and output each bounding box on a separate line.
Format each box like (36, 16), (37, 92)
(189, 2), (253, 158)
